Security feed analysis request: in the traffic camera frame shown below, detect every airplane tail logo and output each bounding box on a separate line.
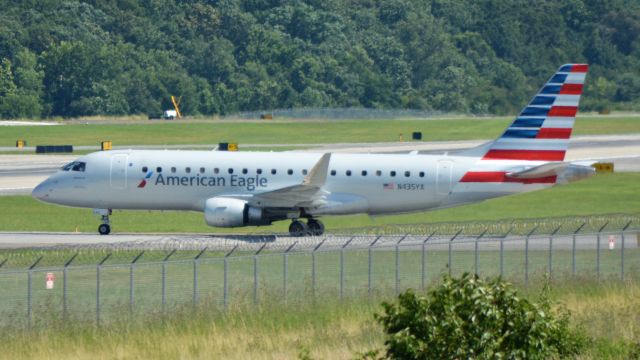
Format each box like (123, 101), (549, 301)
(482, 64), (588, 162)
(138, 171), (153, 188)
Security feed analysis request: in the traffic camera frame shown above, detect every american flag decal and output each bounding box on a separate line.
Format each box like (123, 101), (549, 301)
(383, 183), (394, 190)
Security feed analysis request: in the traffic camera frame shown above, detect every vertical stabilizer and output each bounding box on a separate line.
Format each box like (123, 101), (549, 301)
(482, 64), (588, 161)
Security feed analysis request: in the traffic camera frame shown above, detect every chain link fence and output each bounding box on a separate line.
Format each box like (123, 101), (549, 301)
(0, 216), (638, 329)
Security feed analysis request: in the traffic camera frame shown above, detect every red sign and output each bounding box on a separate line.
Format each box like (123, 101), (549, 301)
(46, 272), (55, 289)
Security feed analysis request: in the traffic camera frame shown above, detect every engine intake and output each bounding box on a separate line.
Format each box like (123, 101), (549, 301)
(204, 197), (269, 227)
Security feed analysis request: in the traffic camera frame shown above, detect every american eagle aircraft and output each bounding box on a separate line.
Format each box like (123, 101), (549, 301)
(33, 64), (594, 236)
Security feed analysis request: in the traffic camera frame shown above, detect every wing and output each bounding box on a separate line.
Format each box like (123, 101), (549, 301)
(247, 153), (332, 208)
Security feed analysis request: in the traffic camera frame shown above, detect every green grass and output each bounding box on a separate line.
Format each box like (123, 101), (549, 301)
(0, 276), (638, 359)
(2, 116), (639, 147)
(0, 173), (638, 233)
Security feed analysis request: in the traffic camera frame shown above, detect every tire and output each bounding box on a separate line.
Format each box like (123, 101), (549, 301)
(98, 224), (111, 235)
(288, 220), (308, 237)
(307, 220), (325, 236)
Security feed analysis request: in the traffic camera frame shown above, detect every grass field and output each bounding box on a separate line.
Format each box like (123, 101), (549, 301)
(0, 277), (638, 359)
(2, 116), (640, 147)
(0, 173), (638, 233)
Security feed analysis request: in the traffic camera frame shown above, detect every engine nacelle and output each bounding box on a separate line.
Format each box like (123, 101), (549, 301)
(204, 197), (268, 227)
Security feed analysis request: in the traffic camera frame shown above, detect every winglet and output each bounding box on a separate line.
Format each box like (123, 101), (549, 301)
(303, 153), (331, 186)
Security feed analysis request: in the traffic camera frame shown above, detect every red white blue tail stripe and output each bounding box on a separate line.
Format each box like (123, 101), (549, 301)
(482, 63), (588, 162)
(460, 64), (588, 185)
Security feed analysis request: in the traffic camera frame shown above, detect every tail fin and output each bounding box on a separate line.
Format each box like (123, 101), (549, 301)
(481, 64), (588, 162)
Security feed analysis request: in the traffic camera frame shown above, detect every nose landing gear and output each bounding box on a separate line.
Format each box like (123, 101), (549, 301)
(93, 209), (112, 235)
(288, 218), (325, 236)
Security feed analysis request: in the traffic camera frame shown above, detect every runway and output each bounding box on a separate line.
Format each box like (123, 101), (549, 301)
(1, 135), (638, 195)
(0, 231), (636, 251)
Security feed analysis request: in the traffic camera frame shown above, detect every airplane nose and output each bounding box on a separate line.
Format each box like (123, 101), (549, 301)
(32, 180), (51, 201)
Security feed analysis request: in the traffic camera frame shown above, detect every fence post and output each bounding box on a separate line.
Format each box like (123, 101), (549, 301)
(548, 226), (561, 279)
(253, 244), (267, 305)
(596, 222), (609, 280)
(340, 237), (354, 301)
(161, 250), (176, 313)
(96, 253), (112, 327)
(499, 227), (512, 278)
(128, 251), (144, 316)
(474, 230), (487, 276)
(63, 253), (78, 320)
(193, 248), (207, 308)
(448, 230), (463, 277)
(621, 221), (632, 281)
(421, 232), (436, 291)
(312, 239), (326, 300)
(395, 235), (408, 296)
(571, 223), (586, 277)
(283, 242), (297, 303)
(525, 226), (538, 287)
(368, 236), (382, 298)
(223, 245), (238, 311)
(27, 256), (42, 328)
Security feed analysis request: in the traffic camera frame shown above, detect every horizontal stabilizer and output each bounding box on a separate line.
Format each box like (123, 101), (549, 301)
(506, 161), (595, 184)
(506, 162), (568, 179)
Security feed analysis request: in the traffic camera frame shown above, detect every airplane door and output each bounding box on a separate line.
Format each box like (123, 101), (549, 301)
(436, 160), (453, 195)
(110, 154), (128, 189)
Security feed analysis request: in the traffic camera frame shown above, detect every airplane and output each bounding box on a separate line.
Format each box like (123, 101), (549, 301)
(32, 64), (595, 236)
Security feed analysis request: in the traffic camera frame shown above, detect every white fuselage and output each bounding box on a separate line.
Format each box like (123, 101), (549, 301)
(32, 149), (552, 217)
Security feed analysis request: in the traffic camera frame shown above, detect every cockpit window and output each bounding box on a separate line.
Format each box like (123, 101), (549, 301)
(62, 161), (86, 172)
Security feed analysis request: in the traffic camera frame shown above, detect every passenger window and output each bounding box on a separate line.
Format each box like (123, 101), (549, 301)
(200, 167), (205, 174)
(186, 167), (191, 174)
(228, 168), (234, 174)
(242, 168), (248, 174)
(142, 166), (148, 173)
(390, 171), (396, 177)
(405, 171), (410, 177)
(287, 169), (293, 175)
(271, 169), (277, 175)
(214, 168), (219, 174)
(361, 170), (367, 176)
(419, 171), (425, 178)
(156, 167), (162, 173)
(346, 170), (352, 176)
(376, 170), (382, 176)
(257, 169), (262, 174)
(302, 169), (308, 175)
(330, 170), (336, 176)
(171, 167), (176, 173)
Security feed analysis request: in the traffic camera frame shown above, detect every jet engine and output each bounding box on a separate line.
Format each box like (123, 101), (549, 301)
(204, 197), (269, 227)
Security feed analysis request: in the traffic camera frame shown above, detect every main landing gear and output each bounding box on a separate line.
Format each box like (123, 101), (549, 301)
(289, 218), (325, 237)
(94, 209), (112, 235)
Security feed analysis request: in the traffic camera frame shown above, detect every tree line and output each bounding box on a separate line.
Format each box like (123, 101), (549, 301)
(0, 0), (639, 118)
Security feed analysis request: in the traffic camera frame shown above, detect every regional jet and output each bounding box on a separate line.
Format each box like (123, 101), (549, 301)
(32, 64), (594, 236)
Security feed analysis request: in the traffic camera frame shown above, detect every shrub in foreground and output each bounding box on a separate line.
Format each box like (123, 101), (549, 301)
(370, 274), (584, 359)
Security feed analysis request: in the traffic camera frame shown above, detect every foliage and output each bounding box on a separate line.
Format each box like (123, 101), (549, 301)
(373, 274), (585, 359)
(0, 0), (640, 118)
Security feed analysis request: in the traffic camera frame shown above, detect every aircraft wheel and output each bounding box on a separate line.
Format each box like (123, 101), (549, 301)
(307, 220), (325, 236)
(289, 220), (308, 237)
(98, 224), (111, 235)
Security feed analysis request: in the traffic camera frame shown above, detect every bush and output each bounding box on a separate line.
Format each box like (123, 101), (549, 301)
(372, 274), (584, 359)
